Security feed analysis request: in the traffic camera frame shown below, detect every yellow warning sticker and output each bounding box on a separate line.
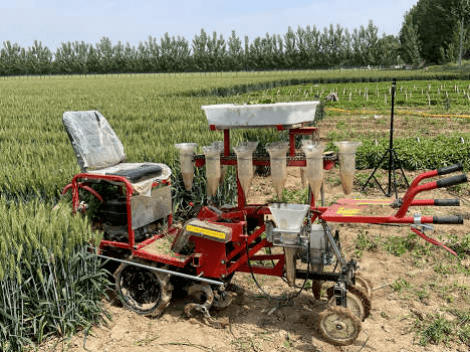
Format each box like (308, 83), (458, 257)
(335, 207), (362, 216)
(186, 225), (226, 240)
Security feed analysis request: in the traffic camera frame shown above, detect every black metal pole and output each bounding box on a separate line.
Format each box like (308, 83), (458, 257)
(388, 78), (396, 196)
(360, 78), (409, 196)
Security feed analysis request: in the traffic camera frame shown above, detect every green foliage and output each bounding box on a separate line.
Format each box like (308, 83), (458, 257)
(354, 230), (379, 257)
(399, 10), (422, 66)
(416, 314), (454, 346)
(404, 0), (470, 64)
(383, 235), (417, 256)
(171, 165), (239, 221)
(0, 22), (403, 76)
(0, 199), (109, 351)
(391, 277), (412, 293)
(357, 134), (470, 171)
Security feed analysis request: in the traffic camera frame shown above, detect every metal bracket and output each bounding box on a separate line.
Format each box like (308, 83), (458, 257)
(390, 198), (402, 209)
(333, 281), (347, 308)
(411, 223), (434, 233)
(320, 221), (346, 267)
(411, 213), (434, 233)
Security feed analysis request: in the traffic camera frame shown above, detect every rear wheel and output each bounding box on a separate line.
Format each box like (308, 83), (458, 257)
(115, 261), (172, 317)
(354, 273), (373, 299)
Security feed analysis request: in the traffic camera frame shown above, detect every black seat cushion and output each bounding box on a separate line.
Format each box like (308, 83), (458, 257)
(106, 164), (163, 183)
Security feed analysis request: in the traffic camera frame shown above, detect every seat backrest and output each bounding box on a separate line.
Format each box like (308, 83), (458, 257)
(63, 111), (126, 172)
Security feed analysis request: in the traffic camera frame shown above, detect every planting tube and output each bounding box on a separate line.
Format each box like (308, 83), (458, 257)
(334, 141), (362, 195)
(233, 141), (258, 199)
(266, 142), (289, 199)
(301, 142), (325, 200)
(269, 203), (309, 286)
(211, 141), (227, 185)
(175, 143), (197, 191)
(203, 145), (221, 198)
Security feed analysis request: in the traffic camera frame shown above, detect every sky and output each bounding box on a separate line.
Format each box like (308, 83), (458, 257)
(1, 0), (418, 51)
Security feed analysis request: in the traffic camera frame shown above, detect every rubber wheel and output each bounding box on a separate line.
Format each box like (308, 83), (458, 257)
(317, 306), (361, 346)
(354, 273), (373, 299)
(213, 291), (233, 310)
(115, 262), (172, 317)
(326, 285), (371, 321)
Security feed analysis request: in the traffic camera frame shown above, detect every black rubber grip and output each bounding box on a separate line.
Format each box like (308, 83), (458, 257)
(436, 174), (468, 188)
(434, 199), (461, 206)
(433, 216), (464, 224)
(437, 163), (463, 175)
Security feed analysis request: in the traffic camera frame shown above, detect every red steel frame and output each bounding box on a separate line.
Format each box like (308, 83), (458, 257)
(186, 126), (333, 278)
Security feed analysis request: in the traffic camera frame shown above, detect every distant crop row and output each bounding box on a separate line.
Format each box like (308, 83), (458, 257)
(260, 80), (470, 115)
(2, 72), (470, 200)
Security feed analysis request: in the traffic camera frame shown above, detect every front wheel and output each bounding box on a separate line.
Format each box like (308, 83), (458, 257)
(317, 306), (361, 346)
(326, 285), (371, 321)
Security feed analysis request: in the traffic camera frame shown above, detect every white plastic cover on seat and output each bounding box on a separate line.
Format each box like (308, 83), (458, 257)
(63, 110), (126, 172)
(62, 110), (171, 196)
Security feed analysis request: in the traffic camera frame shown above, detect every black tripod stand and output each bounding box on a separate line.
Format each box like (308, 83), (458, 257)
(361, 78), (409, 197)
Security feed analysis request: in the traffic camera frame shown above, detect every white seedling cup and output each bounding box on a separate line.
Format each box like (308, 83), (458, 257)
(203, 145), (221, 198)
(175, 143), (197, 191)
(233, 141), (258, 198)
(266, 142), (289, 199)
(334, 141), (362, 195)
(301, 142), (325, 200)
(211, 141), (227, 184)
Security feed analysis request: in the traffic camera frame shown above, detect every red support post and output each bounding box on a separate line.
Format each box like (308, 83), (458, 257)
(224, 129), (230, 157)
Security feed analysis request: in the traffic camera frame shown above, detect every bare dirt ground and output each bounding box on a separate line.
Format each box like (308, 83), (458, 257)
(43, 165), (470, 352)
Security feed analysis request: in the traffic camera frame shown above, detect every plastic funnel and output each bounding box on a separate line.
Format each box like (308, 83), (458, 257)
(268, 203), (310, 233)
(175, 143), (197, 191)
(203, 145), (221, 198)
(233, 141), (258, 199)
(301, 142), (325, 201)
(334, 141), (362, 195)
(269, 203), (309, 287)
(266, 142), (289, 199)
(211, 141), (226, 184)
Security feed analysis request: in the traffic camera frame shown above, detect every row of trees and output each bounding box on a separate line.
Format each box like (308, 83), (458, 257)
(399, 0), (470, 65)
(0, 22), (402, 75)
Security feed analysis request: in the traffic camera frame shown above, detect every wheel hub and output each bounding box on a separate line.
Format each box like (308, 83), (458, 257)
(335, 321), (346, 331)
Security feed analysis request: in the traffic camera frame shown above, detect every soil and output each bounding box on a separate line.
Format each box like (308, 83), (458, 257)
(43, 167), (470, 352)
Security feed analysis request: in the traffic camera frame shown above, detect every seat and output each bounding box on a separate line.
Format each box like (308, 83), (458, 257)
(63, 110), (171, 192)
(63, 110), (172, 231)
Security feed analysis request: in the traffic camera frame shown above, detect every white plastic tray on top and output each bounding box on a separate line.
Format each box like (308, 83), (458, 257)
(201, 101), (319, 129)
